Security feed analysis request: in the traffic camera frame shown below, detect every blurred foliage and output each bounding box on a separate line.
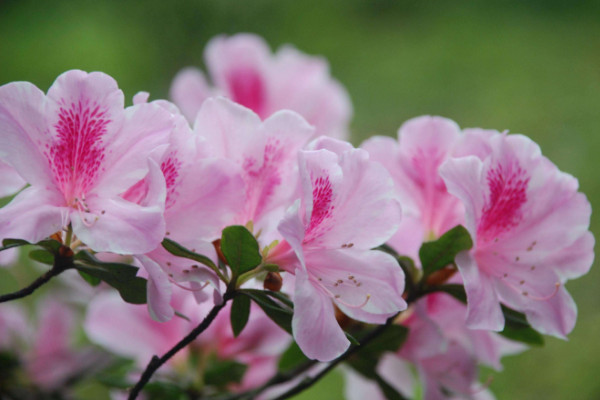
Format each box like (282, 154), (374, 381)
(1, 0), (599, 399)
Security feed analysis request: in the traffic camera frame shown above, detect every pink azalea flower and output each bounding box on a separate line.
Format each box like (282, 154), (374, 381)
(440, 130), (594, 337)
(170, 33), (352, 139)
(361, 116), (465, 260)
(267, 137), (406, 361)
(193, 97), (315, 242)
(0, 70), (174, 254)
(122, 94), (245, 322)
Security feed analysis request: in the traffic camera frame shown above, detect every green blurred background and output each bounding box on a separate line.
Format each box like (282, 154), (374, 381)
(1, 0), (599, 398)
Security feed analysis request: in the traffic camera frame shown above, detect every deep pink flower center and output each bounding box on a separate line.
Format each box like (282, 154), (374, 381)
(305, 175), (334, 241)
(478, 161), (529, 241)
(161, 154), (182, 209)
(46, 100), (109, 203)
(228, 68), (266, 117)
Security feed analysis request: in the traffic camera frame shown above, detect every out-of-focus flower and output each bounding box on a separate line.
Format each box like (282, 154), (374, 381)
(84, 288), (289, 392)
(123, 94), (245, 322)
(268, 137), (405, 361)
(171, 34), (352, 139)
(0, 299), (104, 393)
(194, 97), (315, 243)
(361, 116), (465, 260)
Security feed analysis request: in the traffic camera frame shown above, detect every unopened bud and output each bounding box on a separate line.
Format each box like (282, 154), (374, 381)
(212, 239), (227, 265)
(263, 271), (282, 292)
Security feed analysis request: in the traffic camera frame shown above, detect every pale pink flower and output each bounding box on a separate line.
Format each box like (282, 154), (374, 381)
(268, 137), (406, 361)
(171, 33), (352, 139)
(122, 94), (245, 322)
(347, 292), (522, 400)
(194, 97), (315, 242)
(0, 70), (174, 254)
(85, 289), (199, 368)
(84, 288), (289, 391)
(440, 130), (594, 337)
(0, 300), (102, 392)
(361, 116), (465, 260)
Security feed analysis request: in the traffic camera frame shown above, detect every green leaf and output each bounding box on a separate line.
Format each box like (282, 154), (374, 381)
(278, 342), (309, 372)
(220, 225), (262, 275)
(144, 381), (187, 400)
(28, 249), (54, 265)
(241, 289), (293, 334)
(419, 225), (473, 276)
(231, 294), (251, 337)
(95, 358), (136, 389)
(74, 251), (147, 304)
(500, 305), (544, 346)
(162, 238), (217, 270)
(36, 239), (62, 252)
(1, 238), (62, 257)
(204, 359), (247, 388)
(1, 238), (30, 248)
(77, 270), (102, 287)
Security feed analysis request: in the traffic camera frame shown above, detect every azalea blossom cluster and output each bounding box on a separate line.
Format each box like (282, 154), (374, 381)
(0, 34), (593, 400)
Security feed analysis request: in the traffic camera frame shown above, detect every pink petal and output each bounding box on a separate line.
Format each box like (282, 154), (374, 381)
(72, 160), (166, 254)
(300, 146), (402, 250)
(439, 155), (486, 238)
(0, 186), (66, 243)
(455, 251), (504, 331)
(270, 46), (352, 139)
(276, 200), (306, 269)
(343, 366), (386, 400)
(93, 101), (173, 196)
(546, 231), (595, 281)
(493, 262), (576, 338)
(0, 81), (54, 186)
(84, 292), (190, 367)
(292, 268), (349, 361)
(305, 249), (406, 324)
(194, 97), (262, 160)
(137, 255), (174, 322)
(169, 67), (213, 122)
(377, 353), (416, 399)
(165, 158), (244, 242)
(0, 161), (26, 197)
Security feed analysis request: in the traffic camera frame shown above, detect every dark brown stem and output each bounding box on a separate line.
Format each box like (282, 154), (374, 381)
(128, 288), (236, 400)
(0, 246), (73, 303)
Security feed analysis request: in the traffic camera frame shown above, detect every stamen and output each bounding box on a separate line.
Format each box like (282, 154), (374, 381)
(169, 278), (210, 292)
(311, 275), (371, 309)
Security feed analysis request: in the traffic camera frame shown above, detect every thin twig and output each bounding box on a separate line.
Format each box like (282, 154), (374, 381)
(128, 288), (236, 400)
(0, 246), (73, 303)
